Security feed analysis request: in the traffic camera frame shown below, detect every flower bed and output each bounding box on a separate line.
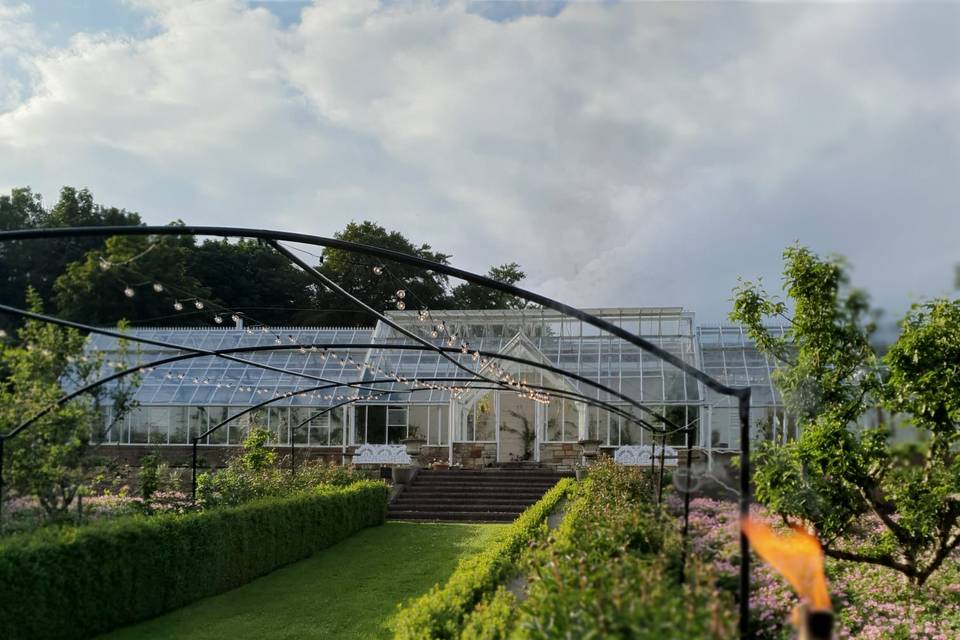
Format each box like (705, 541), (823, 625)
(678, 496), (960, 639)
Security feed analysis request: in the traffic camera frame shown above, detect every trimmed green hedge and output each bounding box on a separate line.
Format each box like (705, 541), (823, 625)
(511, 460), (736, 638)
(391, 478), (574, 640)
(0, 480), (388, 640)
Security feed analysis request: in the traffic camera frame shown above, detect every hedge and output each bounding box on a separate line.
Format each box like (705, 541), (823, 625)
(0, 480), (388, 640)
(512, 460), (737, 638)
(391, 478), (574, 640)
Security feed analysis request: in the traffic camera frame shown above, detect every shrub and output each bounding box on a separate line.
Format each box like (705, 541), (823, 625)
(197, 454), (361, 509)
(512, 460), (736, 639)
(391, 478), (574, 640)
(0, 480), (387, 640)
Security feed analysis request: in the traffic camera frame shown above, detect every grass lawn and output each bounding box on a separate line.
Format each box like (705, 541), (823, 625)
(98, 521), (504, 640)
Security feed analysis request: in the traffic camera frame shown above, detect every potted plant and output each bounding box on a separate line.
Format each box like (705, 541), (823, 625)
(575, 463), (589, 481)
(401, 425), (426, 458)
(392, 465), (417, 484)
(578, 438), (602, 458)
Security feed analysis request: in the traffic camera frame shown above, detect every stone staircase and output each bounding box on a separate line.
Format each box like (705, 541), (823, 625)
(387, 468), (568, 523)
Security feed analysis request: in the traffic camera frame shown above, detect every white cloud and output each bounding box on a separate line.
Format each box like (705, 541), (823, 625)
(0, 0), (957, 322)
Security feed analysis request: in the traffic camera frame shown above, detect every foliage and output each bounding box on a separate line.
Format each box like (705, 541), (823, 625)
(680, 496), (960, 639)
(451, 262), (529, 310)
(0, 290), (139, 521)
(53, 230), (209, 326)
(391, 478), (574, 640)
(0, 186), (141, 334)
(731, 245), (960, 584)
(509, 459), (735, 639)
(196, 434), (361, 509)
(0, 480), (388, 640)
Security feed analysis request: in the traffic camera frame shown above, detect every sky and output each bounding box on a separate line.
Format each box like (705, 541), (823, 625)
(0, 0), (957, 324)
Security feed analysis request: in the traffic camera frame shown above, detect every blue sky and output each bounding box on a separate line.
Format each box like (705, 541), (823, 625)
(1, 0), (957, 323)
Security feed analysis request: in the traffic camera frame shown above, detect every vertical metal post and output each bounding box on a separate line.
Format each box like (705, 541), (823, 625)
(657, 433), (667, 505)
(291, 434), (296, 476)
(0, 436), (5, 528)
(679, 425), (693, 585)
(738, 389), (752, 639)
(191, 439), (198, 502)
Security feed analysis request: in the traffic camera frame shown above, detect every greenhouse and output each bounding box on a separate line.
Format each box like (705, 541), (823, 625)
(86, 307), (789, 467)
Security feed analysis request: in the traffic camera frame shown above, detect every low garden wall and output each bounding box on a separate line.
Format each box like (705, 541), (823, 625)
(0, 480), (388, 640)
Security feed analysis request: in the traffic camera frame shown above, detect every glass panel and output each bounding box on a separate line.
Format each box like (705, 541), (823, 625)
(169, 407), (188, 444)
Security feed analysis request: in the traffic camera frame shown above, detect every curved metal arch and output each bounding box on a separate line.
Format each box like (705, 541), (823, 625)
(0, 226), (746, 398)
(1, 301), (677, 438)
(0, 225), (753, 636)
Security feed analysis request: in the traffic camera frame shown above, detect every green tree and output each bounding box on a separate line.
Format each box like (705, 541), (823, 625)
(451, 262), (528, 309)
(314, 221), (453, 325)
(0, 290), (139, 521)
(731, 245), (960, 585)
(53, 230), (210, 326)
(0, 187), (141, 333)
(185, 238), (317, 326)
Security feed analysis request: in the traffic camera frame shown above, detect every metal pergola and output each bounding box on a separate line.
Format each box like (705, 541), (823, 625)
(0, 226), (754, 636)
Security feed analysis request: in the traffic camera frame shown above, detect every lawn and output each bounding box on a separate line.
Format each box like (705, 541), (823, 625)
(98, 521), (504, 640)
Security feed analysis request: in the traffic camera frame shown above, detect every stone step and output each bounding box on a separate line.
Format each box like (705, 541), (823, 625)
(391, 501), (534, 512)
(386, 510), (520, 523)
(407, 480), (559, 489)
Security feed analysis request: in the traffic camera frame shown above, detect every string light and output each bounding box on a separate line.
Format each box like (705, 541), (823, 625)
(214, 315), (224, 324)
(396, 289), (406, 299)
(194, 300), (204, 310)
(173, 301), (184, 311)
(373, 265), (383, 275)
(152, 282), (164, 293)
(123, 287), (135, 298)
(396, 300), (406, 311)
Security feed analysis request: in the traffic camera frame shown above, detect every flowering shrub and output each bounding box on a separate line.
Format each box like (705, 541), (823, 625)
(676, 496), (960, 639)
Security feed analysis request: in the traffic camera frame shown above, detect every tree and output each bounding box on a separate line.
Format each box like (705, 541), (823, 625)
(314, 221), (453, 325)
(0, 290), (139, 521)
(185, 238), (317, 326)
(0, 186), (141, 334)
(451, 262), (528, 309)
(731, 245), (960, 585)
(53, 230), (211, 326)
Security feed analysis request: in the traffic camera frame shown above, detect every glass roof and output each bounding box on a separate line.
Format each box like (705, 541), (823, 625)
(87, 327), (375, 407)
(365, 308), (703, 405)
(697, 324), (788, 407)
(85, 312), (787, 411)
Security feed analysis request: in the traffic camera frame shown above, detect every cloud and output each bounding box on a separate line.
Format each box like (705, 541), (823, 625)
(0, 0), (957, 323)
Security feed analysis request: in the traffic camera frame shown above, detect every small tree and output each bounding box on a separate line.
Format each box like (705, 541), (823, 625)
(0, 290), (139, 520)
(731, 245), (959, 585)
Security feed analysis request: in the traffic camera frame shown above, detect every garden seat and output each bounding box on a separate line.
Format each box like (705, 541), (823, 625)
(613, 445), (679, 467)
(352, 444), (411, 465)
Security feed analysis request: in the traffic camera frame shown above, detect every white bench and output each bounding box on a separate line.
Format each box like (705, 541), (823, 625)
(614, 445), (679, 467)
(352, 444), (411, 465)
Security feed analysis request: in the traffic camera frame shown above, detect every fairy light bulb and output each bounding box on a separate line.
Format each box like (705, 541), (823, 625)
(152, 282), (164, 293)
(214, 315), (223, 324)
(396, 300), (406, 311)
(123, 287), (135, 298)
(173, 301), (184, 311)
(396, 289), (406, 299)
(431, 329), (439, 338)
(373, 265), (383, 275)
(194, 300), (204, 310)
(231, 314), (240, 323)
(99, 258), (111, 271)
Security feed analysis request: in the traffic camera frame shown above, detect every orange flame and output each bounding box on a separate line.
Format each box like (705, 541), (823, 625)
(741, 517), (831, 611)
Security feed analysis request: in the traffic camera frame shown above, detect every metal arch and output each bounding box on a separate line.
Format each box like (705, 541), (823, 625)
(2, 322), (667, 439)
(0, 225), (754, 637)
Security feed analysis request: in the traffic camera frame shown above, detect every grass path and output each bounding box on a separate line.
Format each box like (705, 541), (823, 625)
(98, 522), (504, 640)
